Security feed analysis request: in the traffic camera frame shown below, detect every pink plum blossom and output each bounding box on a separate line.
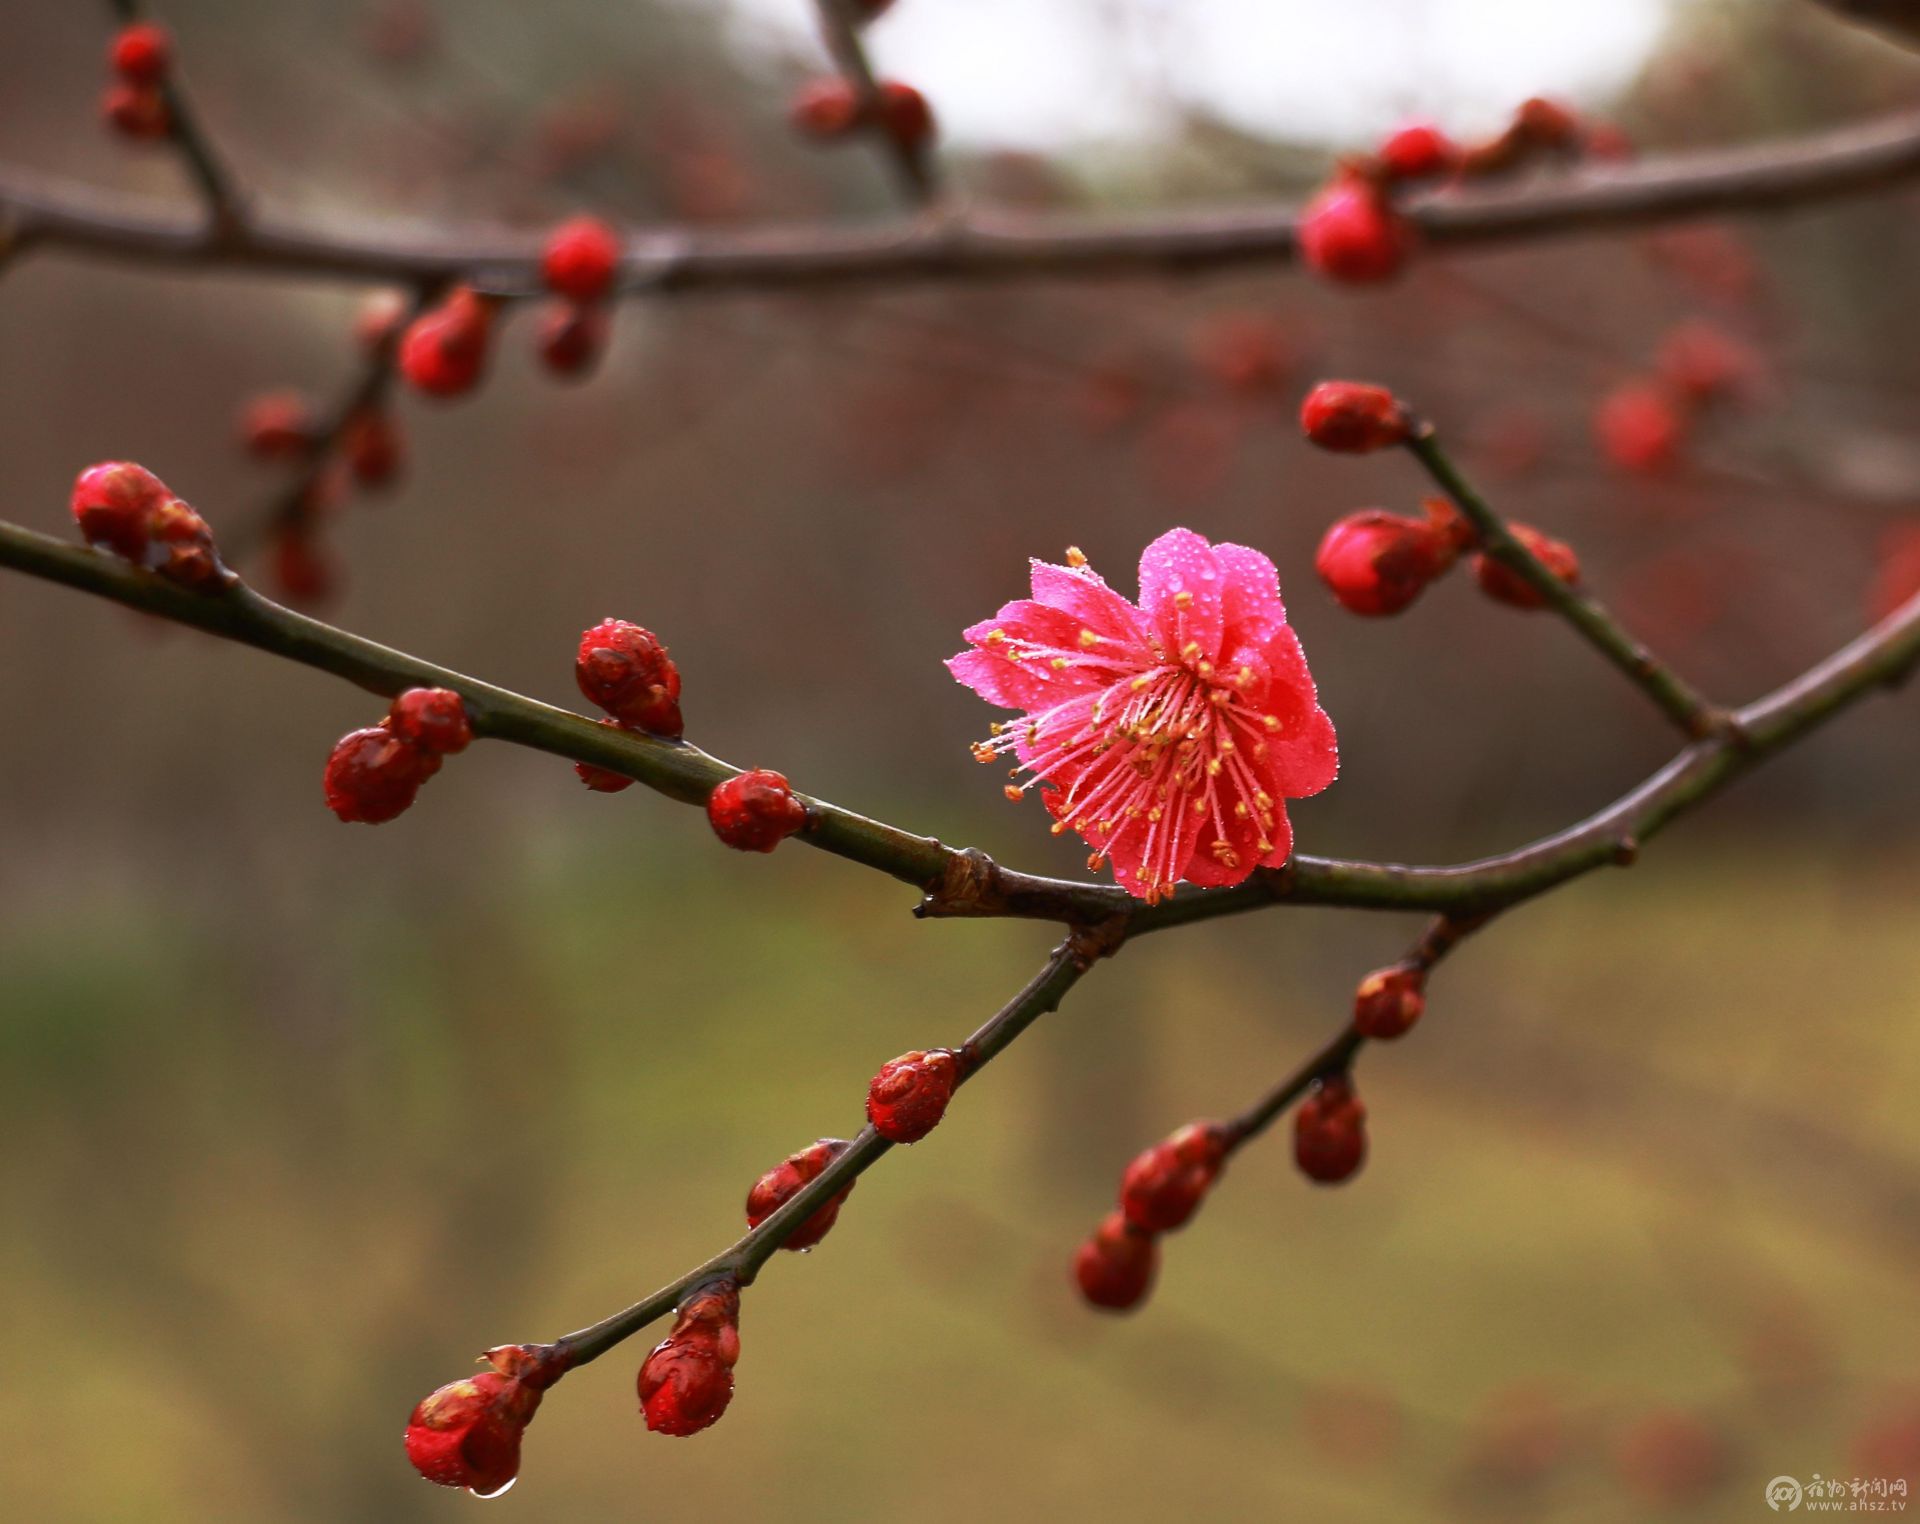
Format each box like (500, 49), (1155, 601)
(949, 530), (1338, 903)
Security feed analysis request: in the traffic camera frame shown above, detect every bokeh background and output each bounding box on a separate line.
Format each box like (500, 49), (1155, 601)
(3, 0), (1920, 1519)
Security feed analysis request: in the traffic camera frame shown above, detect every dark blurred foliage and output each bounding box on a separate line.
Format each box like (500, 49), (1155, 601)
(0, 1), (1918, 1519)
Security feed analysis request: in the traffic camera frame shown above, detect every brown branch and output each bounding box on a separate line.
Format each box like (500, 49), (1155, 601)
(7, 107), (1920, 293)
(0, 518), (1915, 941)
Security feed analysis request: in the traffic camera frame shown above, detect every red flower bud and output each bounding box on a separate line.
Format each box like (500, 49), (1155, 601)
(324, 722), (439, 823)
(541, 215), (621, 305)
(866, 1048), (960, 1143)
(1119, 1121), (1228, 1234)
(1193, 314), (1291, 397)
(102, 83), (171, 140)
(1378, 122), (1459, 183)
(1594, 380), (1685, 475)
(1870, 523), (1920, 624)
(399, 287), (495, 399)
(404, 1344), (568, 1497)
(707, 769), (808, 852)
(638, 1282), (741, 1438)
(876, 81), (935, 150)
(1473, 523), (1580, 610)
(1295, 1075), (1366, 1185)
(1353, 964), (1425, 1040)
(575, 618), (684, 736)
(790, 78), (862, 140)
(1073, 1209), (1158, 1312)
(239, 391), (317, 460)
(746, 1138), (854, 1250)
(1300, 381), (1410, 453)
(1513, 97), (1581, 152)
(575, 716), (639, 792)
(1314, 509), (1453, 616)
(389, 687), (473, 755)
(1655, 321), (1761, 406)
(1299, 174), (1411, 285)
(110, 23), (172, 85)
(341, 407), (404, 487)
(270, 526), (338, 607)
(72, 460), (166, 561)
(147, 496), (229, 591)
(536, 304), (611, 379)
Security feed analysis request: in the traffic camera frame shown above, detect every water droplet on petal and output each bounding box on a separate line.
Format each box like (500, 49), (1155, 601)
(470, 1477), (518, 1500)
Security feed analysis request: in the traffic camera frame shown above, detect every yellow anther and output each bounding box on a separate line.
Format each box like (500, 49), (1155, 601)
(1078, 629), (1101, 649)
(1065, 545), (1088, 568)
(1147, 807), (1163, 823)
(1190, 798), (1207, 814)
(1262, 713), (1281, 732)
(1050, 821), (1068, 835)
(1197, 660), (1214, 678)
(1206, 759), (1223, 777)
(1233, 801), (1249, 818)
(1086, 852), (1106, 871)
(1173, 590), (1194, 609)
(1256, 838), (1274, 854)
(1004, 785), (1025, 802)
(1049, 657), (1069, 671)
(1180, 641), (1202, 659)
(970, 742), (996, 764)
(985, 629), (1006, 644)
(1130, 674), (1151, 691)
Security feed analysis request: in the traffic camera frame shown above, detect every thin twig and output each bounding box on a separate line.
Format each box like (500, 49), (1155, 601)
(1404, 425), (1729, 739)
(551, 936), (1091, 1368)
(811, 0), (938, 207)
(104, 0), (246, 238)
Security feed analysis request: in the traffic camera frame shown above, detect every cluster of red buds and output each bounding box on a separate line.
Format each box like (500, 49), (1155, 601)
(707, 768), (809, 851)
(70, 461), (229, 592)
(1301, 381), (1580, 615)
(865, 1047), (961, 1142)
(1073, 1121), (1229, 1313)
(1299, 97), (1621, 286)
(103, 22), (173, 141)
(404, 1342), (571, 1498)
(1294, 1074), (1367, 1184)
(537, 216), (621, 379)
(1593, 319), (1765, 476)
(637, 1281), (742, 1437)
(789, 79), (935, 153)
(746, 1138), (856, 1250)
(323, 686), (473, 824)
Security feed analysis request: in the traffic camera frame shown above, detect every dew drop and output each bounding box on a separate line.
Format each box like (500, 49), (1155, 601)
(470, 1477), (518, 1500)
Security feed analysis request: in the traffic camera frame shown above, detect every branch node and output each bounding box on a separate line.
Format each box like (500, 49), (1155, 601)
(1612, 834), (1641, 867)
(1066, 913), (1130, 970)
(915, 846), (1004, 919)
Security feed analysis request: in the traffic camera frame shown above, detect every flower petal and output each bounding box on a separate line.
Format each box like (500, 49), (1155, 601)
(1028, 560), (1153, 655)
(1138, 528), (1226, 663)
(1211, 540), (1292, 651)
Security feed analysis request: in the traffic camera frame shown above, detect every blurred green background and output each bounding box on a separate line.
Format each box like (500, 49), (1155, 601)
(2, 0), (1919, 1519)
